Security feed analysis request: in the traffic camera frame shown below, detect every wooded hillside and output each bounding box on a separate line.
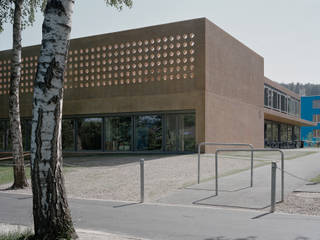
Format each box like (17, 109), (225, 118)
(281, 83), (320, 96)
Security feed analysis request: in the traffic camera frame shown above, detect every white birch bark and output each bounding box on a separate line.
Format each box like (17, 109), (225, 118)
(9, 0), (28, 189)
(30, 0), (77, 239)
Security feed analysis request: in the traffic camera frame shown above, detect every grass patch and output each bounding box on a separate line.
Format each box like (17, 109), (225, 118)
(0, 229), (33, 240)
(0, 167), (31, 186)
(0, 165), (74, 186)
(310, 175), (320, 183)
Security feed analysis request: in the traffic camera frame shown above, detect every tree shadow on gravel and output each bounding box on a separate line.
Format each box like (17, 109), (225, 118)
(62, 153), (193, 168)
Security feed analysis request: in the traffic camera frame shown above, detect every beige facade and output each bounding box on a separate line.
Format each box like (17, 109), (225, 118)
(0, 18), (313, 152)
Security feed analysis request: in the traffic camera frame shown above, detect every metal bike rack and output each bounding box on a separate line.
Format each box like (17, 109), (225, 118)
(140, 158), (144, 203)
(215, 148), (284, 211)
(197, 142), (254, 185)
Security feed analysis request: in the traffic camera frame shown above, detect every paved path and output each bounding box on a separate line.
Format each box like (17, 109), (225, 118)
(1, 192), (320, 240)
(158, 151), (320, 209)
(1, 151), (320, 239)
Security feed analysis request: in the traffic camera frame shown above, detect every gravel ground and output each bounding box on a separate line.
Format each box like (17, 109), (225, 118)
(0, 223), (147, 240)
(1, 151), (320, 216)
(0, 154), (257, 202)
(276, 192), (320, 216)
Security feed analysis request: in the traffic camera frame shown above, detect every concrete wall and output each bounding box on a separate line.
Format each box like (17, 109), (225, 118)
(0, 18), (207, 146)
(204, 19), (265, 151)
(0, 18), (269, 151)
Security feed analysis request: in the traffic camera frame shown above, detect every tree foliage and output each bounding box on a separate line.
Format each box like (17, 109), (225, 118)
(0, 0), (46, 32)
(105, 0), (132, 10)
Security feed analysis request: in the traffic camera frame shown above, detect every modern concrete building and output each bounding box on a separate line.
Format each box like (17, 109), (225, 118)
(301, 96), (320, 146)
(0, 18), (314, 153)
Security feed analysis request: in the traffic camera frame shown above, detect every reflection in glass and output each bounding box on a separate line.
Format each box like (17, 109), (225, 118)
(288, 125), (293, 142)
(272, 123), (279, 142)
(105, 116), (132, 151)
(62, 119), (75, 151)
(21, 120), (32, 151)
(136, 115), (162, 151)
(165, 115), (177, 151)
(165, 114), (196, 152)
(0, 121), (5, 150)
(294, 126), (300, 141)
(77, 118), (102, 150)
(6, 121), (11, 151)
(280, 124), (288, 142)
(265, 121), (272, 142)
(178, 114), (195, 152)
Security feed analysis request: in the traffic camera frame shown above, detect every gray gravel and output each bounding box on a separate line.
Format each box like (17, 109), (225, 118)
(0, 154), (256, 202)
(2, 151), (320, 216)
(0, 223), (147, 240)
(276, 192), (320, 216)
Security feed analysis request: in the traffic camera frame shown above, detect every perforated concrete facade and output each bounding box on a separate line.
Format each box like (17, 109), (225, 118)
(0, 18), (268, 151)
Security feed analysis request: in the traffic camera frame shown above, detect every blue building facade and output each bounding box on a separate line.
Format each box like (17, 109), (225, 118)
(301, 96), (320, 146)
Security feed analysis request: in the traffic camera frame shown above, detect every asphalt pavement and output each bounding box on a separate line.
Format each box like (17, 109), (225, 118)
(1, 150), (320, 239)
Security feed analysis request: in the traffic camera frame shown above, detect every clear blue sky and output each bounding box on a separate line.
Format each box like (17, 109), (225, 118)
(0, 0), (319, 84)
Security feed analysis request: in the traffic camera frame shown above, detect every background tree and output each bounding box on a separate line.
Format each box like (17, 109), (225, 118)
(0, 0), (46, 189)
(281, 82), (320, 96)
(31, 0), (132, 238)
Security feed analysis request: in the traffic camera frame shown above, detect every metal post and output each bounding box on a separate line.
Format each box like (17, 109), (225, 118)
(197, 142), (253, 185)
(250, 149), (253, 187)
(281, 151), (284, 202)
(198, 144), (201, 184)
(215, 151), (218, 196)
(271, 162), (277, 213)
(140, 158), (144, 203)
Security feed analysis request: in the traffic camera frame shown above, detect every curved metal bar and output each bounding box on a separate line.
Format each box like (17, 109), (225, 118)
(215, 148), (284, 212)
(197, 142), (253, 184)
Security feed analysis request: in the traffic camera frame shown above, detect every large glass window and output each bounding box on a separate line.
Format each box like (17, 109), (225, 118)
(272, 91), (278, 109)
(21, 120), (32, 151)
(293, 126), (300, 141)
(312, 100), (320, 109)
(135, 115), (162, 151)
(264, 121), (272, 142)
(280, 124), (288, 142)
(281, 95), (287, 112)
(165, 115), (178, 151)
(288, 125), (293, 142)
(165, 114), (196, 152)
(264, 88), (268, 107)
(313, 129), (320, 138)
(313, 114), (320, 122)
(77, 118), (102, 150)
(272, 123), (279, 142)
(62, 119), (75, 151)
(268, 89), (272, 107)
(0, 121), (6, 150)
(6, 121), (11, 151)
(105, 116), (132, 151)
(178, 114), (195, 152)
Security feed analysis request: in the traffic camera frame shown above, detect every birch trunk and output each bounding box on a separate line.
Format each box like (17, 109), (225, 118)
(9, 0), (28, 189)
(30, 0), (77, 239)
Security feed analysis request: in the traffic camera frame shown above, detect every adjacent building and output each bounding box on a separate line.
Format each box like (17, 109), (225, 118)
(263, 78), (315, 148)
(0, 18), (315, 153)
(301, 96), (320, 146)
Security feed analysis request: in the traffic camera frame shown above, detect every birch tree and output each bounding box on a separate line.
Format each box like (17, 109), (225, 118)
(31, 0), (132, 238)
(0, 0), (45, 189)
